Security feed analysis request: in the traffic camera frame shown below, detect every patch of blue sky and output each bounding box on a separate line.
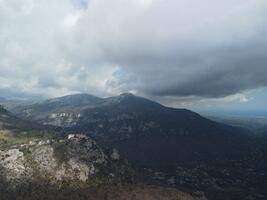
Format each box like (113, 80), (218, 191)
(79, 0), (89, 9)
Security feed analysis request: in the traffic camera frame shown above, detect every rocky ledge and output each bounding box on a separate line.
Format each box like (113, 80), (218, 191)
(0, 134), (206, 200)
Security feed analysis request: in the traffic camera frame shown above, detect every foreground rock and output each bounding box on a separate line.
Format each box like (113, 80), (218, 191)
(0, 135), (126, 185)
(0, 133), (205, 200)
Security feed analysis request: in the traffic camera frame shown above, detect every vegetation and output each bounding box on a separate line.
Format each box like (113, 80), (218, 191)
(0, 129), (56, 150)
(53, 141), (70, 165)
(0, 178), (199, 200)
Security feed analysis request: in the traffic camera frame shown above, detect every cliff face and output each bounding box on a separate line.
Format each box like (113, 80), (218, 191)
(0, 134), (204, 200)
(0, 135), (126, 186)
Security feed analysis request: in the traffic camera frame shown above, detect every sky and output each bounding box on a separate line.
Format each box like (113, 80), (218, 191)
(0, 0), (267, 113)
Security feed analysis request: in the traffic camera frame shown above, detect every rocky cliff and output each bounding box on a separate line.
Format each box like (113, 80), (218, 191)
(0, 129), (204, 200)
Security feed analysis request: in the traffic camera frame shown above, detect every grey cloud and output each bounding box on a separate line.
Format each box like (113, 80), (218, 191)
(82, 0), (267, 98)
(0, 0), (267, 102)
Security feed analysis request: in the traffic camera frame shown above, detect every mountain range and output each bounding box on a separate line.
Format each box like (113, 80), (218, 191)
(0, 105), (204, 200)
(1, 93), (267, 199)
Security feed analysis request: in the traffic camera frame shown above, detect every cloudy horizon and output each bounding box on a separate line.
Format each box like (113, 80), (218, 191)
(0, 0), (267, 111)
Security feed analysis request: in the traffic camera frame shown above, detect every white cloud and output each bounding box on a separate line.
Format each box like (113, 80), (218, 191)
(62, 12), (83, 28)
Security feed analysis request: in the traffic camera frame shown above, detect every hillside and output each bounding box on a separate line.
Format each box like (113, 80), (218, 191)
(0, 105), (204, 200)
(3, 94), (102, 127)
(5, 94), (257, 168)
(0, 105), (50, 132)
(0, 134), (134, 199)
(203, 114), (267, 135)
(5, 93), (252, 137)
(1, 133), (202, 200)
(5, 94), (267, 199)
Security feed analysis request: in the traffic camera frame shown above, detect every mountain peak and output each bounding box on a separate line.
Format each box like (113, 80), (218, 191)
(48, 93), (100, 101)
(119, 93), (135, 98)
(44, 93), (101, 106)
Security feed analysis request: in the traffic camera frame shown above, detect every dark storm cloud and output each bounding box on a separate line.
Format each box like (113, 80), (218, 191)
(92, 0), (267, 98)
(142, 46), (267, 97)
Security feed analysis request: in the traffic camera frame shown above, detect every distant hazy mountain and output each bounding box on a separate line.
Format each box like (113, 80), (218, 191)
(6, 93), (102, 127)
(0, 105), (47, 131)
(0, 98), (41, 113)
(203, 114), (267, 135)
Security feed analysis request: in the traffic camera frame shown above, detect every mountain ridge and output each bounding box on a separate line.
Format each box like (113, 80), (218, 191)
(4, 93), (251, 135)
(0, 105), (203, 200)
(1, 94), (267, 199)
